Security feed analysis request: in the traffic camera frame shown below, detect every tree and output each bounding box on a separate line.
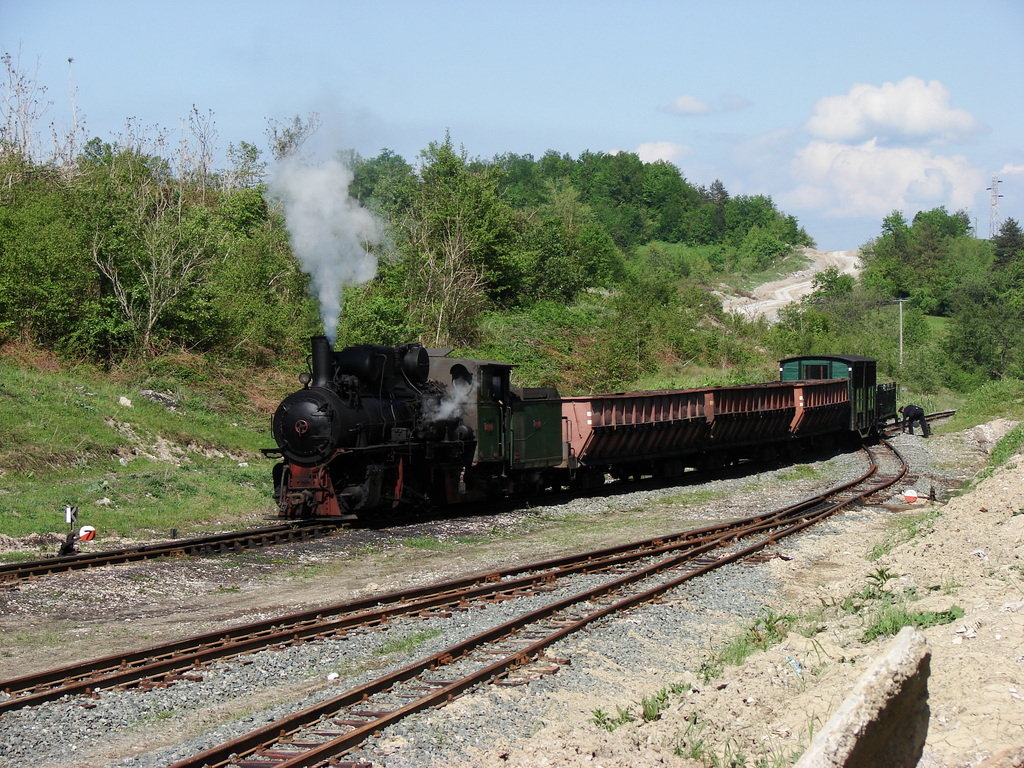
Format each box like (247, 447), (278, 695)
(223, 140), (266, 190)
(944, 272), (1024, 382)
(538, 150), (574, 181)
(911, 207), (970, 239)
(642, 161), (701, 241)
(724, 195), (777, 246)
(202, 212), (319, 362)
(0, 161), (97, 351)
(860, 211), (913, 299)
(993, 217), (1024, 269)
(736, 225), (788, 272)
(348, 149), (417, 217)
(265, 113), (321, 160)
(177, 105), (218, 204)
(526, 179), (626, 299)
(83, 145), (222, 354)
(806, 266), (854, 301)
(1, 48), (49, 162)
(571, 151), (650, 248)
(591, 274), (672, 389)
(493, 152), (548, 208)
(402, 136), (524, 345)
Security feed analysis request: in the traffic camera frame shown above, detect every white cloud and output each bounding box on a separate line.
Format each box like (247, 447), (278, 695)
(783, 139), (984, 219)
(663, 93), (750, 116)
(805, 76), (983, 144)
(666, 94), (712, 115)
(1000, 163), (1024, 176)
(636, 141), (691, 164)
(719, 94), (752, 112)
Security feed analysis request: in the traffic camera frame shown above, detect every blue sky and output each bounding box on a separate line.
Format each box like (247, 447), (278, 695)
(4, 0), (1023, 250)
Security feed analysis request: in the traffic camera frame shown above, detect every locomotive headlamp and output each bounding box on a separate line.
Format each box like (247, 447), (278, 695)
(298, 371), (312, 387)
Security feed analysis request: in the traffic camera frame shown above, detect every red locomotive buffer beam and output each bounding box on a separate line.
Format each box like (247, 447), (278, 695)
(280, 464), (343, 518)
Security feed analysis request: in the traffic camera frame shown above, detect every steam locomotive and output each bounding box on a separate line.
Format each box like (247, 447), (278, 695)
(263, 336), (897, 522)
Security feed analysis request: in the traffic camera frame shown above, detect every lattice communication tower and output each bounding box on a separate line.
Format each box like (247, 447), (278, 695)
(987, 174), (1003, 239)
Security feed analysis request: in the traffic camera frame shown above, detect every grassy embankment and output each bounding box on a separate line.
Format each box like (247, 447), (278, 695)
(0, 345), (297, 555)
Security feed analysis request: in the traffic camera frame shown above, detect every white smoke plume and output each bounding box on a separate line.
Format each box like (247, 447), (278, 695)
(266, 155), (383, 343)
(423, 380), (477, 424)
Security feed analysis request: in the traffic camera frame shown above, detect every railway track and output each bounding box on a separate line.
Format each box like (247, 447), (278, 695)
(0, 523), (339, 584)
(1, 411), (951, 588)
(0, 439), (908, 767)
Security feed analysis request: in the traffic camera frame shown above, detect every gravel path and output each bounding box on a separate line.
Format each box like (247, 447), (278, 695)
(719, 248), (862, 322)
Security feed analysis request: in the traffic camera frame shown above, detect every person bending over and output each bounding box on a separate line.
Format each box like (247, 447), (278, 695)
(898, 404), (930, 437)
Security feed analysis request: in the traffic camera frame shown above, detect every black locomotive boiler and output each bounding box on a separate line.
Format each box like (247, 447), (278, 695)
(264, 337), (897, 522)
(264, 336), (562, 520)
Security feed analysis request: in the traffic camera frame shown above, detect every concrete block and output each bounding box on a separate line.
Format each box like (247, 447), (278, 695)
(794, 626), (930, 768)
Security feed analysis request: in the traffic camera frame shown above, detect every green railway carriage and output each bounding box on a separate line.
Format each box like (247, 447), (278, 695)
(779, 355), (897, 436)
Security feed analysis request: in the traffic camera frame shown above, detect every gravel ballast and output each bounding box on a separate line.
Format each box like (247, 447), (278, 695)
(3, 424), (1018, 768)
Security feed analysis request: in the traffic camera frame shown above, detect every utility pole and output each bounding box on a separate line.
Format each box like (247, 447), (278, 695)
(895, 298), (908, 366)
(987, 175), (1003, 239)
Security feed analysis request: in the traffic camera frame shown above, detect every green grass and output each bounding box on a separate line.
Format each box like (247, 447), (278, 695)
(942, 378), (1024, 432)
(0, 550), (45, 563)
(0, 356), (283, 544)
(989, 423), (1024, 467)
(923, 315), (949, 335)
(633, 362), (781, 391)
(640, 688), (673, 722)
(971, 423), (1024, 486)
(775, 464), (818, 482)
(399, 535), (463, 552)
(699, 610), (794, 683)
(287, 561), (342, 579)
(208, 584), (242, 594)
(591, 683), (690, 732)
(861, 602), (964, 642)
(0, 457), (275, 540)
(830, 566), (965, 643)
(656, 489), (724, 507)
(374, 629), (444, 656)
(716, 246), (813, 293)
(591, 706), (636, 732)
(0, 361), (269, 469)
(867, 506), (944, 561)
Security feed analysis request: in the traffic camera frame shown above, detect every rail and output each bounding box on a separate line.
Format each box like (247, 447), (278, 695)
(0, 523), (339, 584)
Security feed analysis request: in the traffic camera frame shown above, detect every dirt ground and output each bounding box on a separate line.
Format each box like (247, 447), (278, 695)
(719, 248), (862, 321)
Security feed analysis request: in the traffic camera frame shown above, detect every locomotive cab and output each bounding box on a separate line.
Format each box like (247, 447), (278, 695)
(424, 354), (513, 465)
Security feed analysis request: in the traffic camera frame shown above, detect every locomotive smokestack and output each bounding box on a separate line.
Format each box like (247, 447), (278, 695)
(311, 335), (334, 388)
